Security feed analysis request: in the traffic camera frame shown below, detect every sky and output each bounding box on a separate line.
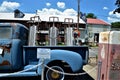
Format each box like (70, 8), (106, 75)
(0, 0), (119, 23)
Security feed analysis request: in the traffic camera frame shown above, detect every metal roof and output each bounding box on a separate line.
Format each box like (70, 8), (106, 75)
(87, 18), (110, 26)
(0, 13), (86, 24)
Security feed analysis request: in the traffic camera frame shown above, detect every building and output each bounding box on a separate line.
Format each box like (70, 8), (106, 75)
(0, 12), (87, 45)
(87, 18), (111, 45)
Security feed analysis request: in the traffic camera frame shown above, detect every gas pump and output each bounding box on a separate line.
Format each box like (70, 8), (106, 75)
(64, 18), (80, 46)
(49, 17), (59, 46)
(64, 18), (74, 46)
(98, 31), (120, 80)
(28, 16), (41, 46)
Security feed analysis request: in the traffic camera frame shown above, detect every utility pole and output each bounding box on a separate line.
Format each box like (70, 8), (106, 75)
(77, 0), (80, 30)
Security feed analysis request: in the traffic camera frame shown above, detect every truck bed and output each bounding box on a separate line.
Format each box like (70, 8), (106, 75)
(23, 46), (89, 65)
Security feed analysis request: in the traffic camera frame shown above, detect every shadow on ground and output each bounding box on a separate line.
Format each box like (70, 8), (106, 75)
(70, 70), (94, 80)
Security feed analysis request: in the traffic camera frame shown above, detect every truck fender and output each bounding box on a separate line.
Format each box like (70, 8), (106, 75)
(45, 50), (83, 72)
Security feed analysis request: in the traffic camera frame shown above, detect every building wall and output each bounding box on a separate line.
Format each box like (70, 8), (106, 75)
(87, 24), (111, 45)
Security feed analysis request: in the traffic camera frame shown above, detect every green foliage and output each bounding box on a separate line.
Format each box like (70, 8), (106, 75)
(111, 22), (120, 28)
(86, 13), (97, 19)
(114, 0), (120, 13)
(115, 0), (120, 7)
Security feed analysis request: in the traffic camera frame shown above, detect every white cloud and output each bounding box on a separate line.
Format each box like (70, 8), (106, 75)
(37, 8), (62, 15)
(108, 11), (120, 22)
(46, 2), (51, 7)
(37, 8), (77, 16)
(103, 7), (108, 10)
(0, 1), (20, 12)
(57, 2), (65, 9)
(63, 8), (77, 16)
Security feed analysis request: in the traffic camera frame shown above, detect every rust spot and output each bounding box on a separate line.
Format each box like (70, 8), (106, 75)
(102, 37), (108, 42)
(0, 60), (10, 66)
(117, 55), (120, 59)
(101, 33), (109, 42)
(0, 46), (11, 57)
(0, 46), (11, 53)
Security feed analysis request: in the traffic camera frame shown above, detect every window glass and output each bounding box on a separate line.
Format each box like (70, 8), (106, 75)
(0, 26), (12, 39)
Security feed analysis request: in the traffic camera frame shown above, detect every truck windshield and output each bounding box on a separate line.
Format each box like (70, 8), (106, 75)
(0, 27), (12, 39)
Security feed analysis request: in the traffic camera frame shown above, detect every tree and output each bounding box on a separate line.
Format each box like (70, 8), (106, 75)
(111, 22), (120, 28)
(86, 13), (97, 19)
(114, 0), (120, 13)
(115, 0), (120, 7)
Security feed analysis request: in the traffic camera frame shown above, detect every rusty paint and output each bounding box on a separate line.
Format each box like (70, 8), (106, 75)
(0, 60), (10, 66)
(101, 32), (109, 42)
(116, 55), (120, 59)
(0, 46), (10, 53)
(0, 46), (11, 57)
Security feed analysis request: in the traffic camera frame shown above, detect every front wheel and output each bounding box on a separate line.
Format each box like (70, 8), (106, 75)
(46, 66), (64, 80)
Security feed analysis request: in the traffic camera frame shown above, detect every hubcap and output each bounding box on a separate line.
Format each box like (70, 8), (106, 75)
(46, 66), (64, 80)
(51, 71), (60, 79)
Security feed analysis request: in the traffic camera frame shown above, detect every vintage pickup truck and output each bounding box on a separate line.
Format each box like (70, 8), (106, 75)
(0, 23), (89, 80)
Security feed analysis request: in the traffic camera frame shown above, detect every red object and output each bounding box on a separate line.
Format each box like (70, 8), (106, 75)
(87, 18), (110, 26)
(73, 30), (80, 37)
(98, 31), (120, 80)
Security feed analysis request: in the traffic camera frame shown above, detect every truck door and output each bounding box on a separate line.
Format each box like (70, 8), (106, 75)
(0, 26), (12, 70)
